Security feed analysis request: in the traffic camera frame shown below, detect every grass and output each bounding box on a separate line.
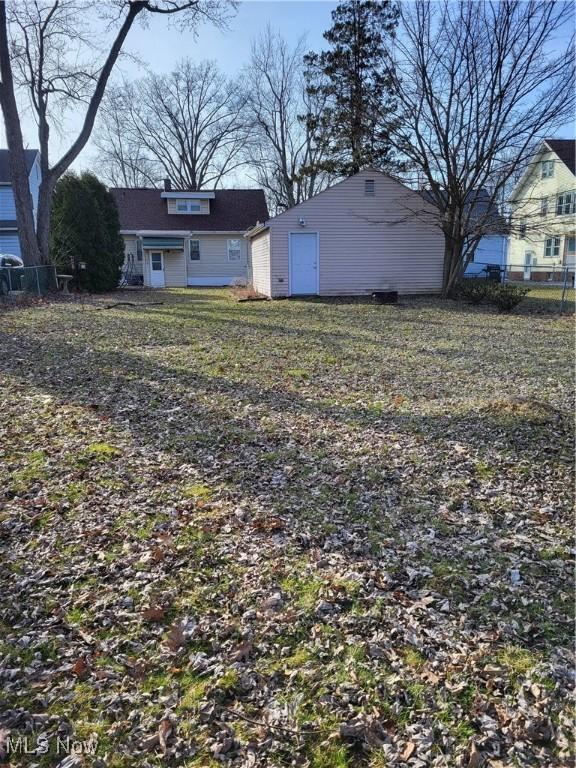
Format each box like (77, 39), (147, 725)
(0, 288), (573, 767)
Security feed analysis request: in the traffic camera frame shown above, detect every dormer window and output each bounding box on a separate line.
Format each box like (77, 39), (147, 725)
(365, 179), (375, 196)
(176, 199), (201, 213)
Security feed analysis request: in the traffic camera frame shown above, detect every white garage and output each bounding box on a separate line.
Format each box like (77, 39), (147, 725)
(246, 169), (445, 298)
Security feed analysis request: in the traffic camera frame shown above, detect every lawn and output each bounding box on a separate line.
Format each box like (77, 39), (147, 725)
(0, 289), (573, 768)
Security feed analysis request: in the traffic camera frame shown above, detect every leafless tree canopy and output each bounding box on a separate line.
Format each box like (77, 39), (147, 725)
(386, 0), (575, 293)
(0, 0), (236, 264)
(95, 60), (247, 190)
(242, 27), (332, 214)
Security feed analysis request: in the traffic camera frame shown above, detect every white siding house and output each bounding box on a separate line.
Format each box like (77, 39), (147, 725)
(0, 149), (41, 257)
(246, 169), (444, 298)
(111, 185), (268, 289)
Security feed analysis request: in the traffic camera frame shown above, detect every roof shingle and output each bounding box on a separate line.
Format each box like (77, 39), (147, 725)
(110, 187), (269, 233)
(546, 138), (575, 174)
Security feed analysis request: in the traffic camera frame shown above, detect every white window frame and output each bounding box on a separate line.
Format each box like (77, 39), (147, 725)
(540, 197), (548, 216)
(174, 199), (202, 214)
(541, 160), (554, 179)
(227, 238), (242, 262)
(565, 235), (576, 255)
(556, 191), (576, 216)
(544, 235), (560, 258)
(189, 239), (200, 261)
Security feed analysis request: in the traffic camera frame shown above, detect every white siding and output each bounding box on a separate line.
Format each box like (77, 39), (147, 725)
(0, 187), (16, 219)
(163, 251), (187, 287)
(249, 230), (271, 296)
(186, 234), (248, 285)
(263, 170), (444, 297)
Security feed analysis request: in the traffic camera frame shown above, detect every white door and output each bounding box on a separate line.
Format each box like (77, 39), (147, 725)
(523, 251), (533, 280)
(149, 251), (165, 288)
(290, 233), (318, 295)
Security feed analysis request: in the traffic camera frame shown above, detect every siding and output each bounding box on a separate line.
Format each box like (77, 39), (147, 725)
(0, 187), (16, 219)
(0, 232), (20, 256)
(265, 169), (444, 297)
(465, 235), (508, 277)
(508, 147), (576, 276)
(249, 230), (271, 296)
(186, 235), (248, 284)
(163, 251), (187, 287)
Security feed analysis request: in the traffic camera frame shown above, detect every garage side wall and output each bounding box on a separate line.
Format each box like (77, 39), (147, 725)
(249, 230), (271, 296)
(268, 170), (444, 297)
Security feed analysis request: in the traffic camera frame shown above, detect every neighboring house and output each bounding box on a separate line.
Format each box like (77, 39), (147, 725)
(508, 138), (575, 281)
(245, 169), (444, 298)
(462, 189), (508, 278)
(111, 182), (268, 288)
(0, 149), (41, 257)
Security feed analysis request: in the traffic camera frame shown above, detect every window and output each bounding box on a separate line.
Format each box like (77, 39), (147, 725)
(566, 236), (576, 254)
(544, 235), (560, 258)
(519, 219), (527, 238)
(540, 198), (548, 216)
(541, 160), (554, 179)
(174, 199), (201, 213)
(227, 239), (242, 261)
(136, 240), (143, 262)
(151, 252), (163, 271)
(189, 239), (200, 261)
(556, 191), (576, 216)
(364, 179), (375, 196)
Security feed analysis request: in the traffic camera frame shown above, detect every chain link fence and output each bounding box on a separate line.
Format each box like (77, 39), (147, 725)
(0, 264), (58, 296)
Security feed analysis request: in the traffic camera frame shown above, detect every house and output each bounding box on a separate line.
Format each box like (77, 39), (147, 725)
(0, 149), (41, 257)
(245, 169), (444, 298)
(462, 189), (508, 278)
(508, 139), (575, 281)
(110, 182), (268, 288)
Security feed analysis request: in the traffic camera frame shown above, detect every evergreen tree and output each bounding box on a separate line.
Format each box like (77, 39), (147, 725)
(51, 172), (124, 292)
(304, 0), (400, 176)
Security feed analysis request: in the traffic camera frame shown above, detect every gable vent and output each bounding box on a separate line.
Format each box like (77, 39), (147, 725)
(365, 179), (375, 196)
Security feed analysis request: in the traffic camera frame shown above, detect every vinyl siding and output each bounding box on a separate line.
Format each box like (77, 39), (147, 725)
(508, 147), (576, 275)
(249, 230), (271, 296)
(0, 232), (20, 256)
(186, 235), (248, 284)
(163, 251), (187, 287)
(0, 187), (16, 219)
(265, 169), (444, 297)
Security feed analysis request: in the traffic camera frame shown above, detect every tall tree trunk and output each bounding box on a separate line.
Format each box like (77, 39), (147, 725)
(37, 176), (56, 264)
(0, 3), (41, 266)
(442, 232), (465, 297)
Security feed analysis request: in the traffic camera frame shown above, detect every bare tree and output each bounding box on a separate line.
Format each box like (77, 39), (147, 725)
(243, 27), (332, 214)
(95, 59), (247, 190)
(93, 86), (159, 188)
(386, 0), (575, 294)
(0, 0), (235, 265)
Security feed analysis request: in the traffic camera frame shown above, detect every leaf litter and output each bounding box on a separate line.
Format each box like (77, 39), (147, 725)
(0, 289), (573, 767)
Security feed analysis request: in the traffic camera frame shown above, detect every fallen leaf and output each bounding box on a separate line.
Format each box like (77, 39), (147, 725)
(142, 606), (165, 622)
(401, 741), (416, 761)
(166, 622), (186, 651)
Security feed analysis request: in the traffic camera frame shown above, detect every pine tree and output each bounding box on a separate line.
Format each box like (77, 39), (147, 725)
(51, 172), (124, 292)
(305, 0), (400, 177)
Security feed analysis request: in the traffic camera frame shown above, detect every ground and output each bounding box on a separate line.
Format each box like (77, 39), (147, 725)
(0, 289), (573, 768)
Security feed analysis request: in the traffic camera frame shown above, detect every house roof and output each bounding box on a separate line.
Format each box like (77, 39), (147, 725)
(0, 149), (39, 183)
(110, 187), (269, 233)
(421, 187), (508, 233)
(545, 138), (575, 174)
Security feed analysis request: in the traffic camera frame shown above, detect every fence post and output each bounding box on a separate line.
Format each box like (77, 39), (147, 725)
(35, 266), (41, 296)
(7, 267), (11, 292)
(559, 267), (569, 314)
(53, 264), (58, 292)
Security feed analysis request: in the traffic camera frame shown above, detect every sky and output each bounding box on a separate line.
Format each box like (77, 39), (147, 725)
(5, 0), (575, 179)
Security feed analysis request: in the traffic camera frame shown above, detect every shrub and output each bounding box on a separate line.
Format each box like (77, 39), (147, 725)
(452, 278), (489, 304)
(489, 283), (530, 312)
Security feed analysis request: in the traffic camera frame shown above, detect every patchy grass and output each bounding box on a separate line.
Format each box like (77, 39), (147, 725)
(0, 288), (573, 767)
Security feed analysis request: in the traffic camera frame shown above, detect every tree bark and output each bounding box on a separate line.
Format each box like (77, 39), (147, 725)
(0, 2), (41, 266)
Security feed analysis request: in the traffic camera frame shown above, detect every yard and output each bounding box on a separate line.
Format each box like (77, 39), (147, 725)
(0, 289), (573, 768)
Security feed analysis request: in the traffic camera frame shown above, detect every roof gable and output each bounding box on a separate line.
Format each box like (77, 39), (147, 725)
(110, 187), (269, 233)
(545, 139), (575, 174)
(0, 149), (40, 183)
(510, 139), (576, 201)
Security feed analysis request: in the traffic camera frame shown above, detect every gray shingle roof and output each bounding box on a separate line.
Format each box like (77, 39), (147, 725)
(0, 149), (39, 183)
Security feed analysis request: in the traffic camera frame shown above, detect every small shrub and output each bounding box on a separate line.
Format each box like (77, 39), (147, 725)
(488, 283), (529, 312)
(452, 278), (489, 304)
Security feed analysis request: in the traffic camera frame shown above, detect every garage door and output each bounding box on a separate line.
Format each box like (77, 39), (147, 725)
(290, 233), (318, 295)
(0, 233), (21, 256)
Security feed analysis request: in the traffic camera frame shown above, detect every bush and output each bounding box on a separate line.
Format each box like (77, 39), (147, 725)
(51, 172), (124, 292)
(489, 283), (530, 312)
(452, 278), (529, 312)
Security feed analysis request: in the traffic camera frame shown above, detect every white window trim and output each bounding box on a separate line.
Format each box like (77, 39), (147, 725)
(189, 239), (201, 260)
(175, 199), (202, 213)
(544, 235), (560, 258)
(227, 238), (242, 262)
(541, 160), (554, 179)
(556, 191), (576, 216)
